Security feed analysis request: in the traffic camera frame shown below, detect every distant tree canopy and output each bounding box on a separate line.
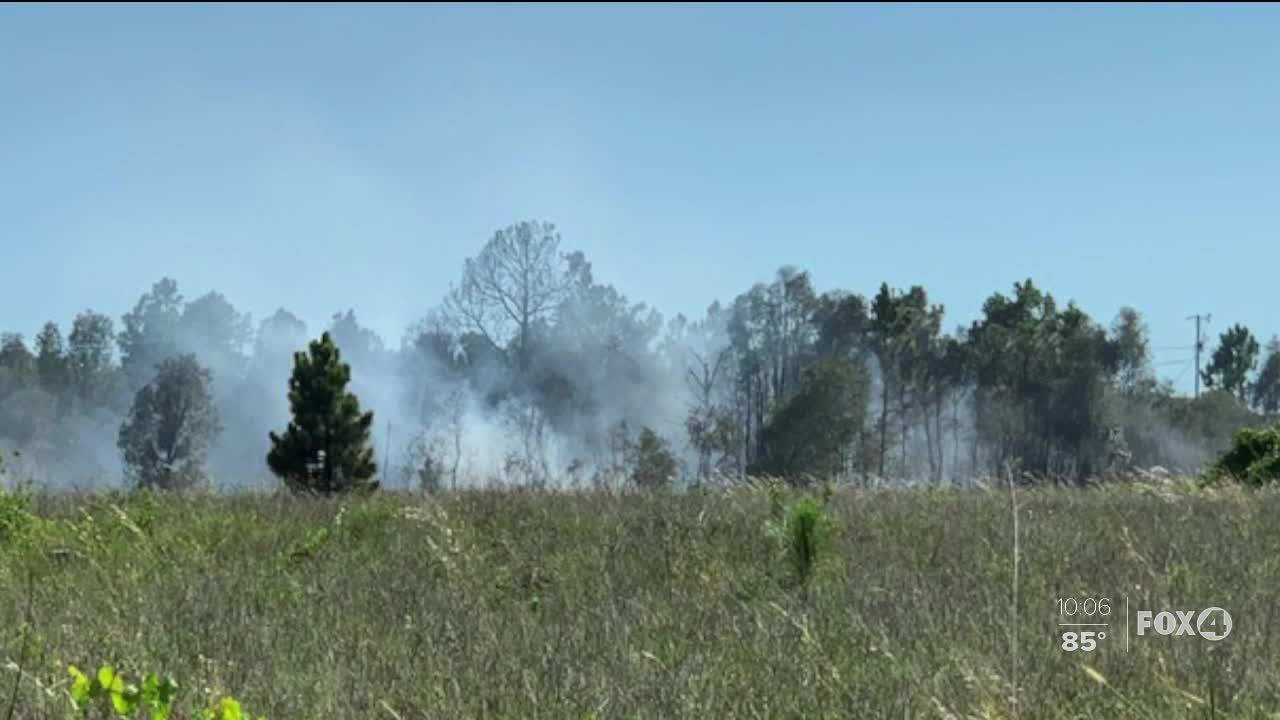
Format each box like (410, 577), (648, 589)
(120, 279), (252, 391)
(1202, 324), (1260, 404)
(119, 278), (184, 389)
(753, 358), (869, 482)
(0, 219), (1275, 489)
(118, 354), (221, 490)
(267, 333), (378, 495)
(67, 311), (118, 408)
(1253, 337), (1280, 418)
(34, 322), (67, 394)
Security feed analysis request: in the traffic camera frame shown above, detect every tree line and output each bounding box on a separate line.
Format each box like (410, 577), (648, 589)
(1, 219), (1277, 491)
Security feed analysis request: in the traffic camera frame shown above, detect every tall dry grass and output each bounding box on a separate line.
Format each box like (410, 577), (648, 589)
(0, 480), (1276, 718)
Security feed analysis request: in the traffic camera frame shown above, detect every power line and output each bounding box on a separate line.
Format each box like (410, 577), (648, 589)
(1170, 360), (1195, 388)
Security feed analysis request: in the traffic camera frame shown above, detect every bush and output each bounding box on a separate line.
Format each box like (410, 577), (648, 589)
(766, 495), (832, 590)
(66, 664), (266, 720)
(1209, 424), (1280, 486)
(0, 486), (34, 546)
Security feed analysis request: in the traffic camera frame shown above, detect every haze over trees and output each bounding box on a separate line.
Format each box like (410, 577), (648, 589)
(1, 218), (1278, 490)
(117, 354), (221, 490)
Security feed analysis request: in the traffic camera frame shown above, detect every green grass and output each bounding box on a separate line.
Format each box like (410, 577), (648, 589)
(2, 480), (1279, 719)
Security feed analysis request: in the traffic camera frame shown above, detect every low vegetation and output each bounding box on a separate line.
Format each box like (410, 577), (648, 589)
(1, 480), (1277, 719)
(1208, 423), (1280, 486)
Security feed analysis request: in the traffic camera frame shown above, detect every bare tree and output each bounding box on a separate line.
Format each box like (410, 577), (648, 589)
(503, 395), (551, 488)
(440, 386), (466, 490)
(443, 221), (589, 372)
(685, 346), (735, 480)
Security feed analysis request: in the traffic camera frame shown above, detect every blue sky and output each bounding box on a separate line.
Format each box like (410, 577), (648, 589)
(2, 3), (1277, 393)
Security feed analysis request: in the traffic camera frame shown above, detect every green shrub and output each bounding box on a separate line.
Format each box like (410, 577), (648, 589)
(1209, 424), (1280, 486)
(68, 664), (265, 720)
(766, 495), (832, 589)
(283, 525), (332, 562)
(69, 665), (178, 720)
(630, 427), (677, 490)
(0, 486), (35, 546)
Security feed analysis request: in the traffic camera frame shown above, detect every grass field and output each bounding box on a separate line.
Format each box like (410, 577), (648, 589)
(1, 480), (1278, 719)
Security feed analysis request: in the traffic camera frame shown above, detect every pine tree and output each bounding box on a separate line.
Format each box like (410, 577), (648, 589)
(267, 332), (378, 495)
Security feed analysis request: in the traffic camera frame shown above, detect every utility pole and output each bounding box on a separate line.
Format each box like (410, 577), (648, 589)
(1188, 313), (1211, 398)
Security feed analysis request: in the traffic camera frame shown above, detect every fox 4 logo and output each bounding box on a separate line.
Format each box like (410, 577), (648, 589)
(1135, 607), (1233, 641)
